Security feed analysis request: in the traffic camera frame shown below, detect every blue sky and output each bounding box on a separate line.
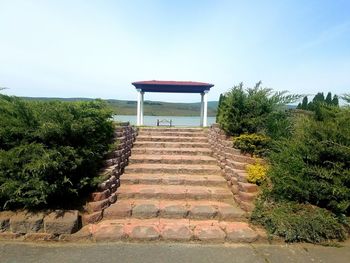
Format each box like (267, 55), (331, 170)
(0, 0), (349, 102)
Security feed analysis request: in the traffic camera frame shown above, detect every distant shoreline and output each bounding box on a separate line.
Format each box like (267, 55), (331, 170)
(21, 97), (219, 117)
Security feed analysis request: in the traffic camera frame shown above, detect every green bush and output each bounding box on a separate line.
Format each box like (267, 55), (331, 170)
(216, 82), (299, 136)
(267, 105), (350, 215)
(232, 133), (271, 156)
(251, 198), (348, 243)
(0, 95), (114, 210)
(265, 110), (294, 140)
(246, 159), (269, 185)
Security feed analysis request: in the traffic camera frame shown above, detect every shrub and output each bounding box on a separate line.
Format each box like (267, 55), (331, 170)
(216, 82), (299, 136)
(246, 159), (269, 185)
(265, 110), (294, 141)
(0, 95), (114, 210)
(232, 133), (271, 157)
(251, 198), (348, 243)
(267, 105), (350, 215)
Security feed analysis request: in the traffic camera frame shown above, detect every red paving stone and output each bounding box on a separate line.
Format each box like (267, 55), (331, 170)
(194, 224), (226, 242)
(132, 147), (212, 156)
(133, 141), (211, 148)
(125, 163), (221, 175)
(224, 222), (258, 243)
(103, 201), (132, 219)
(121, 173), (226, 187)
(86, 219), (260, 243)
(129, 154), (217, 165)
(116, 185), (233, 202)
(85, 127), (261, 243)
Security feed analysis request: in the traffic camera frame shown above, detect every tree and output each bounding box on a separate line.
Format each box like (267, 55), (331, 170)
(313, 92), (325, 103)
(343, 94), (350, 104)
(216, 82), (300, 136)
(325, 92), (332, 105)
(301, 96), (308, 109)
(332, 95), (339, 106)
(216, 93), (225, 122)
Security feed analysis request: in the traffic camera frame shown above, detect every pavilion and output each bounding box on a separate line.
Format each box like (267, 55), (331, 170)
(131, 80), (214, 127)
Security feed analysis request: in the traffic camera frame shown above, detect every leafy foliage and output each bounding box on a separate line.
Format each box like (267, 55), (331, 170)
(265, 110), (294, 141)
(216, 94), (225, 122)
(297, 92), (339, 111)
(342, 94), (350, 104)
(0, 94), (114, 210)
(232, 133), (271, 157)
(217, 82), (299, 136)
(246, 159), (269, 185)
(251, 198), (348, 243)
(267, 106), (350, 215)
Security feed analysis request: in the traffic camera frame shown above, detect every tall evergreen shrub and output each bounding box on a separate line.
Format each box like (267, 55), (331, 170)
(0, 95), (114, 209)
(216, 82), (298, 136)
(268, 105), (350, 215)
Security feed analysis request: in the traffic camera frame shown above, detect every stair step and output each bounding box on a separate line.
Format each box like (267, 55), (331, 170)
(140, 128), (205, 132)
(85, 218), (259, 243)
(103, 199), (245, 220)
(132, 147), (212, 156)
(121, 173), (227, 187)
(134, 141), (210, 148)
(124, 163), (221, 175)
(136, 136), (208, 143)
(138, 131), (206, 137)
(116, 184), (233, 202)
(226, 159), (248, 170)
(129, 155), (217, 165)
(225, 153), (256, 164)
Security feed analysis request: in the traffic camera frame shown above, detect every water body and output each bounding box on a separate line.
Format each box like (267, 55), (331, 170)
(113, 115), (216, 127)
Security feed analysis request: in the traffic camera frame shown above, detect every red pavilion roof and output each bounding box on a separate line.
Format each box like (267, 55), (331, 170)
(131, 80), (214, 93)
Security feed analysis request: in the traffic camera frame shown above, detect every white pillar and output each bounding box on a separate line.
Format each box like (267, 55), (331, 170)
(203, 91), (208, 127)
(140, 91), (144, 126)
(136, 89), (141, 126)
(200, 92), (204, 127)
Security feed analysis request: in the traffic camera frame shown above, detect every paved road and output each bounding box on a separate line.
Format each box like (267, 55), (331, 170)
(1, 241), (350, 263)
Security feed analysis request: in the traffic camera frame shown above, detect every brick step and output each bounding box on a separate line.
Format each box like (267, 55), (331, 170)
(212, 147), (242, 156)
(134, 141), (210, 148)
(136, 136), (208, 143)
(103, 199), (245, 221)
(138, 131), (206, 137)
(225, 167), (249, 183)
(116, 184), (233, 202)
(82, 218), (259, 242)
(129, 155), (217, 165)
(120, 173), (227, 187)
(225, 153), (256, 164)
(124, 163), (221, 175)
(132, 147), (212, 156)
(226, 159), (248, 170)
(140, 128), (205, 133)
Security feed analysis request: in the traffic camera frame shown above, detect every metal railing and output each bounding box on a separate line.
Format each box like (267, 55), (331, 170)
(157, 119), (172, 127)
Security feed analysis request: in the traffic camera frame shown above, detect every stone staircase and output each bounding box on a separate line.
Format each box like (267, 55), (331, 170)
(88, 128), (259, 242)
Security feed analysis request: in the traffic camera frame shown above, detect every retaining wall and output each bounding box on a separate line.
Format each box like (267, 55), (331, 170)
(208, 124), (259, 212)
(83, 122), (138, 224)
(0, 122), (137, 240)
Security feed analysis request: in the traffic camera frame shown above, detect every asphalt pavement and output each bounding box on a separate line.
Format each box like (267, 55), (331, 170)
(1, 241), (350, 263)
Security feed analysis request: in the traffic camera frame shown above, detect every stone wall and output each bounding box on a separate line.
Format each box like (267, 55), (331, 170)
(0, 122), (137, 241)
(83, 122), (138, 224)
(0, 210), (80, 241)
(208, 124), (259, 212)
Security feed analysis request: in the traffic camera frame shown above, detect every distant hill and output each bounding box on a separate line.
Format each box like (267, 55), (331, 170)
(21, 97), (219, 117)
